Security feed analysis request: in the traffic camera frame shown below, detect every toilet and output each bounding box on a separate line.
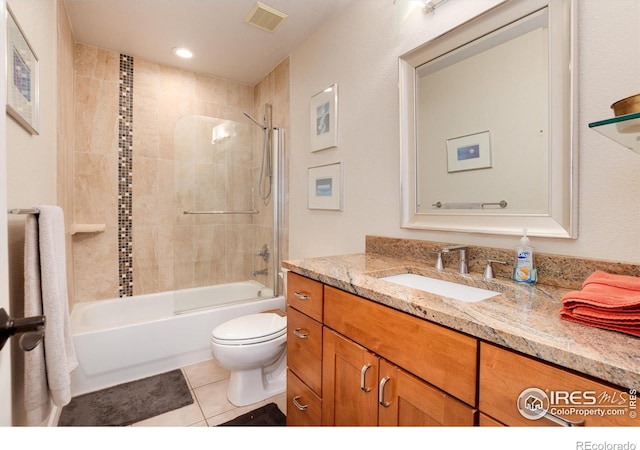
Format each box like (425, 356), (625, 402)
(210, 312), (287, 406)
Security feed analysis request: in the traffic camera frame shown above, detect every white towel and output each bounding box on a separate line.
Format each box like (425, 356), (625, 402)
(26, 205), (78, 412)
(23, 214), (50, 425)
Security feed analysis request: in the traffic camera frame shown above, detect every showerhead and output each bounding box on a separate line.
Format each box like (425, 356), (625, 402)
(243, 112), (266, 129)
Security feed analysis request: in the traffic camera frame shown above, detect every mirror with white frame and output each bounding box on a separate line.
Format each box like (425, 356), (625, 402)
(399, 0), (578, 238)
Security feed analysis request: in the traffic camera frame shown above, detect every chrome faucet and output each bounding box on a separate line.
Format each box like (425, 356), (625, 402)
(442, 245), (469, 274)
(254, 244), (270, 262)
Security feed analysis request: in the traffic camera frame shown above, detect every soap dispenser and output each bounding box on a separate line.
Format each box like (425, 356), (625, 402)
(512, 229), (537, 284)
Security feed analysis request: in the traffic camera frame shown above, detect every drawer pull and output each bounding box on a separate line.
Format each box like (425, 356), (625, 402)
(292, 395), (309, 411)
(293, 291), (309, 300)
(293, 327), (309, 339)
(360, 364), (372, 393)
(379, 376), (391, 407)
(542, 409), (585, 427)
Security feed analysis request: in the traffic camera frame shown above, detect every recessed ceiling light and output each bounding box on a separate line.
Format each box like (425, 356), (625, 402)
(172, 47), (193, 59)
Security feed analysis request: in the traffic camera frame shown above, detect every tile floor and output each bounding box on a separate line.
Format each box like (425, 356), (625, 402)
(130, 358), (287, 427)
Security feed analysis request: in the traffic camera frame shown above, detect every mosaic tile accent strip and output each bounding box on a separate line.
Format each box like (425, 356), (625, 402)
(118, 54), (134, 297)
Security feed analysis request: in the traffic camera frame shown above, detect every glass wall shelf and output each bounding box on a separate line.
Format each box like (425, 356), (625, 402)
(588, 111), (640, 155)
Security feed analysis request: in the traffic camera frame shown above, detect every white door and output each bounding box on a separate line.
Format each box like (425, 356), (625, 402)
(0, 0), (12, 426)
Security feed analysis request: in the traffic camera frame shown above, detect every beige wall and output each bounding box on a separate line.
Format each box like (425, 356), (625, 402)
(71, 45), (119, 301)
(7, 0), (58, 306)
(72, 44), (290, 302)
(289, 0), (640, 263)
(6, 0), (72, 426)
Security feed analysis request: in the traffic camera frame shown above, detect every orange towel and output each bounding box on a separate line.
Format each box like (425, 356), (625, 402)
(582, 270), (640, 292)
(570, 305), (640, 322)
(560, 313), (640, 337)
(561, 279), (640, 311)
(560, 271), (640, 338)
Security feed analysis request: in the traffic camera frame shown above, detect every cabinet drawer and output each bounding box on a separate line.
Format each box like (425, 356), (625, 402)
(287, 307), (323, 396)
(479, 342), (638, 427)
(287, 272), (323, 322)
(286, 369), (322, 426)
(324, 286), (478, 406)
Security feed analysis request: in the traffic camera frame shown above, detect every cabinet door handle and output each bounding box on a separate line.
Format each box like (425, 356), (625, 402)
(379, 376), (391, 407)
(293, 291), (309, 300)
(542, 409), (585, 427)
(292, 395), (308, 411)
(293, 327), (308, 339)
(360, 364), (372, 393)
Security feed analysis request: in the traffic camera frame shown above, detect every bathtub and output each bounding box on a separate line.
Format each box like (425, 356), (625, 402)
(69, 281), (285, 396)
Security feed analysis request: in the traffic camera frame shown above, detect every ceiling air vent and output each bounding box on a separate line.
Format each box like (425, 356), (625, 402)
(245, 2), (288, 32)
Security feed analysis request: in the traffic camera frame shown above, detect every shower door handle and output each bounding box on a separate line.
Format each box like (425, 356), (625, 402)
(0, 308), (46, 352)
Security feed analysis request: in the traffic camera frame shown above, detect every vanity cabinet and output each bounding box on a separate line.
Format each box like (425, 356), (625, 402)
(479, 342), (637, 427)
(287, 272), (636, 427)
(323, 286), (478, 407)
(322, 328), (476, 426)
(321, 284), (478, 426)
(286, 272), (324, 426)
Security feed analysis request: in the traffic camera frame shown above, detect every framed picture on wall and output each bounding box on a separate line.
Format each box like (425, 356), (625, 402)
(310, 83), (338, 152)
(308, 162), (343, 210)
(6, 4), (39, 135)
(446, 131), (491, 173)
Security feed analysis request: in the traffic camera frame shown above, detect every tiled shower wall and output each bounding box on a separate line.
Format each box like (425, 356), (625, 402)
(72, 43), (290, 302)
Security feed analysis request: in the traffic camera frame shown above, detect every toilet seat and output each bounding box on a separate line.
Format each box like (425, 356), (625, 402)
(211, 313), (287, 345)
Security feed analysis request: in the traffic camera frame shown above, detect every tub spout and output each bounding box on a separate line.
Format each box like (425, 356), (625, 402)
(252, 268), (268, 276)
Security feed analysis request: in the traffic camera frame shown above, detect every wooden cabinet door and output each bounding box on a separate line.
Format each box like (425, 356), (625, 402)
(480, 342), (638, 427)
(378, 360), (477, 426)
(322, 328), (379, 426)
(324, 286), (478, 406)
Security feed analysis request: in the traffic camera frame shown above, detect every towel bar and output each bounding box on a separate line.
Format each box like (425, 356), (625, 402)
(0, 308), (46, 352)
(7, 208), (39, 215)
(183, 210), (259, 215)
(431, 200), (507, 209)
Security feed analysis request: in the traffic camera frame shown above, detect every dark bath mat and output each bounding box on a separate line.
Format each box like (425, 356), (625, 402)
(58, 369), (193, 426)
(219, 402), (286, 426)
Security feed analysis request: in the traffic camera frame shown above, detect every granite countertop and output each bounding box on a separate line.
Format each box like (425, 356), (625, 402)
(282, 252), (640, 390)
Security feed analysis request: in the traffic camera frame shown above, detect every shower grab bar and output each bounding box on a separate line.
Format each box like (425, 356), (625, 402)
(183, 210), (259, 215)
(7, 208), (40, 215)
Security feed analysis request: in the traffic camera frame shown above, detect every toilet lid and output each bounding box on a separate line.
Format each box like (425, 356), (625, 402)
(212, 313), (287, 345)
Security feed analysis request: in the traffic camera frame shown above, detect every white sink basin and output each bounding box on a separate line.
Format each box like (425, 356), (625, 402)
(380, 273), (500, 303)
